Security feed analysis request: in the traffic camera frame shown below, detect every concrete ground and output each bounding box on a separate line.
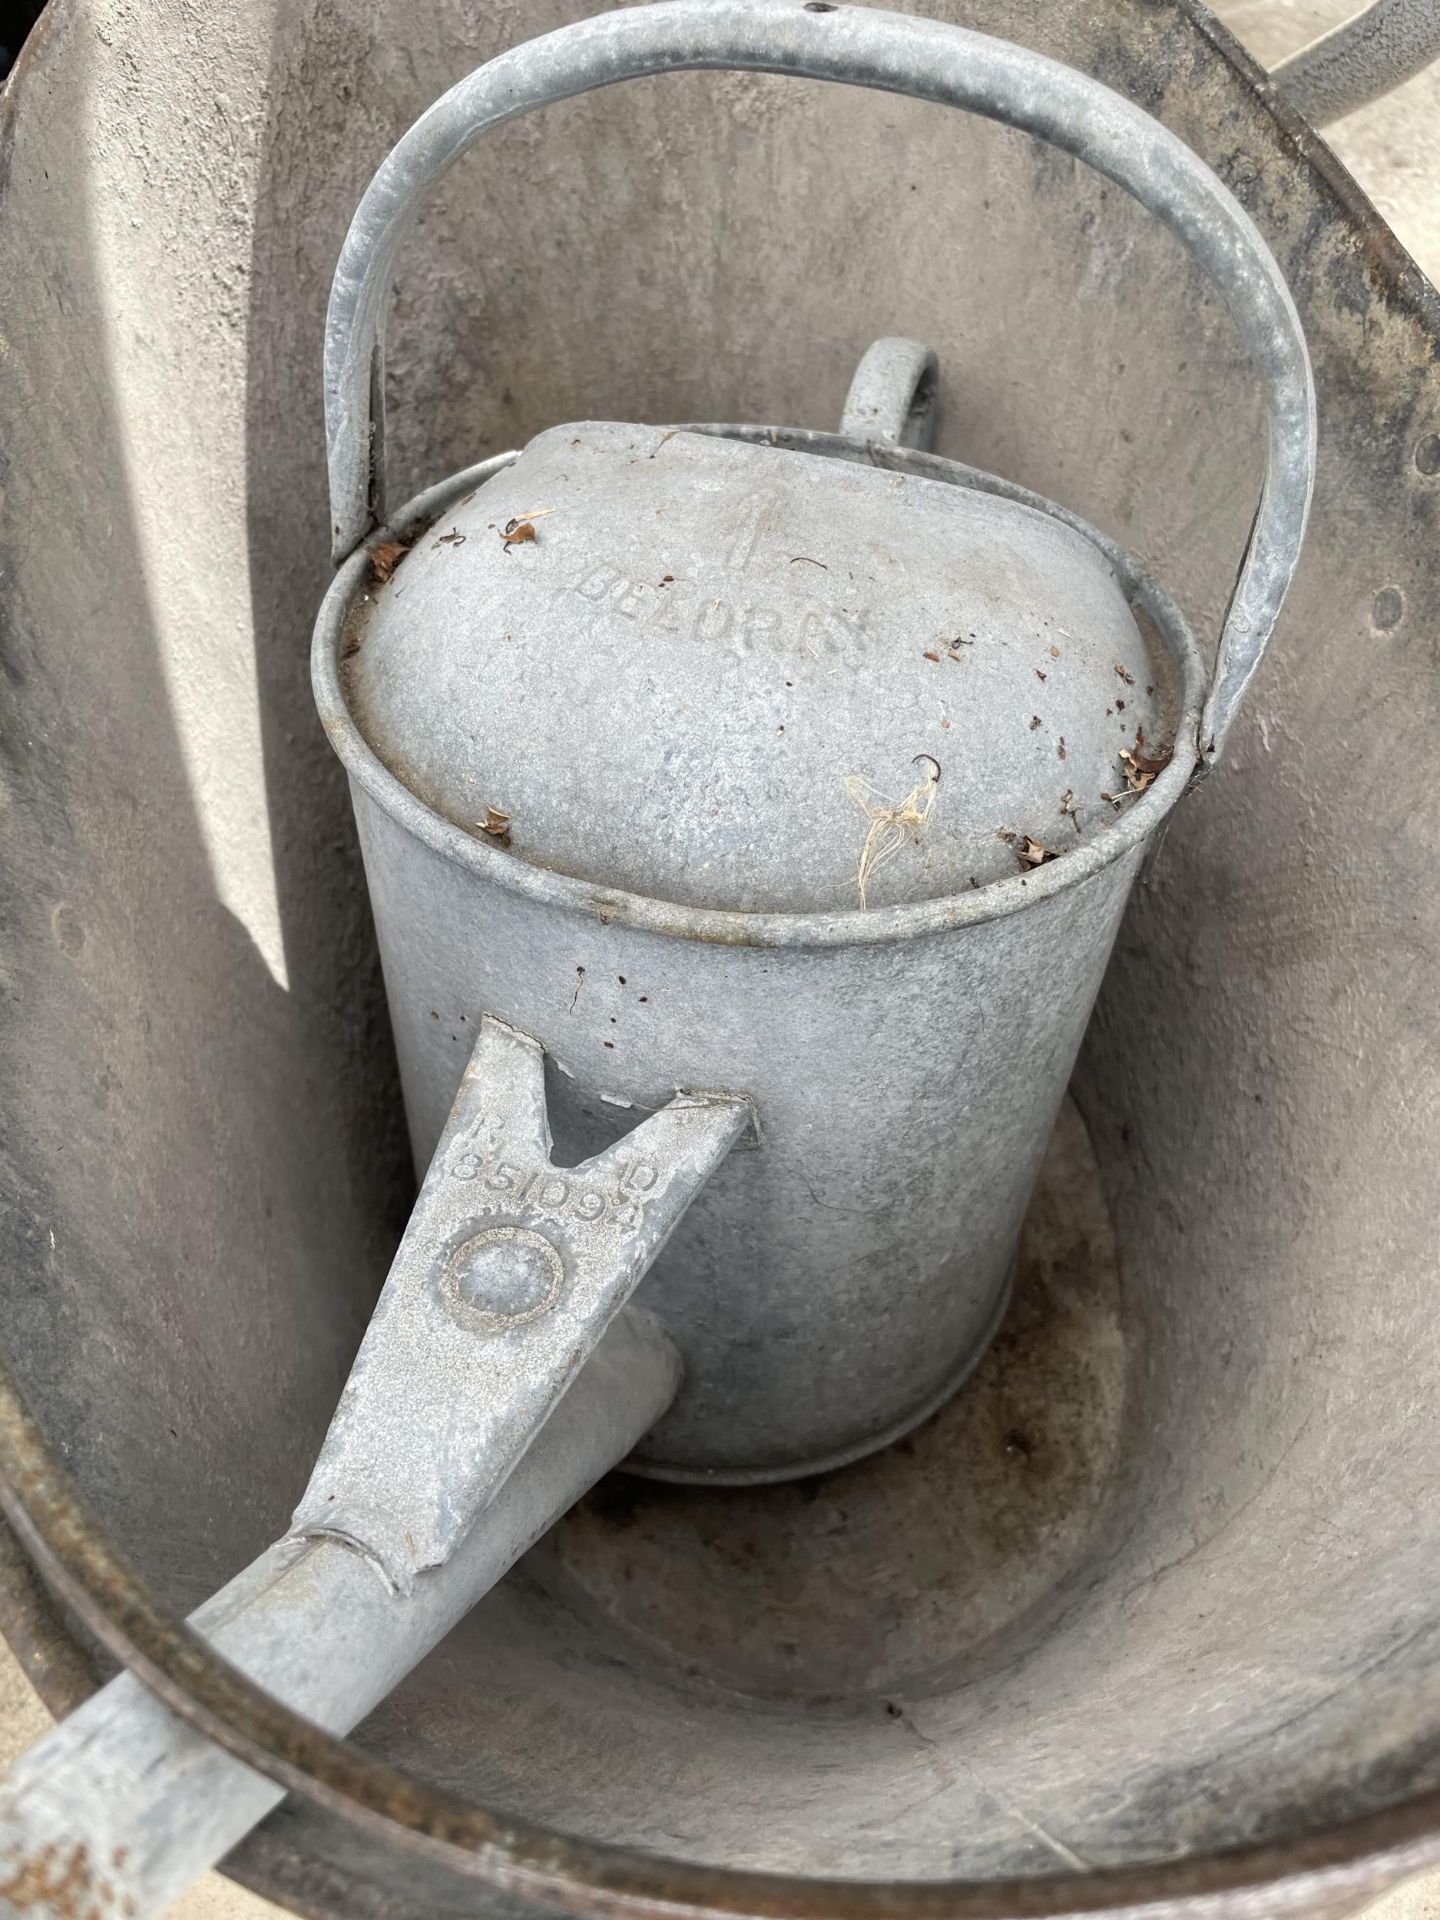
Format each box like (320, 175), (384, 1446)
(1, 3), (1436, 1916)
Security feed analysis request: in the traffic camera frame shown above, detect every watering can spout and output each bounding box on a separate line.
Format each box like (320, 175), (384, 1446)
(0, 1014), (742, 1917)
(0, 1310), (682, 1920)
(289, 1016), (751, 1592)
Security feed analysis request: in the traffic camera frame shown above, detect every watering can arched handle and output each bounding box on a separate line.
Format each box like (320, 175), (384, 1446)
(324, 0), (1315, 766)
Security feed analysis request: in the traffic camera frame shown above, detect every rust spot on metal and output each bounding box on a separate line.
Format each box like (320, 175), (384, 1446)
(0, 1841), (98, 1918)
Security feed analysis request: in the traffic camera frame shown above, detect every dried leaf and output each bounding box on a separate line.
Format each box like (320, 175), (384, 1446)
(478, 805), (512, 848)
(1057, 737), (1067, 761)
(1119, 752), (1151, 794)
(1016, 835), (1058, 869)
(922, 650), (941, 662)
(1029, 715), (1042, 732)
(1114, 662), (1136, 686)
(1049, 644), (1061, 659)
(435, 529), (466, 547)
(502, 519), (538, 549)
(368, 539), (408, 583)
(1119, 730), (1174, 794)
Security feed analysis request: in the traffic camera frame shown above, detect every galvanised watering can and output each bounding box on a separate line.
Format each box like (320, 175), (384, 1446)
(307, 0), (1312, 1502)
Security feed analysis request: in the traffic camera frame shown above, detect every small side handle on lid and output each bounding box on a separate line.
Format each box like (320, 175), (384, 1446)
(322, 0), (1315, 769)
(840, 337), (940, 449)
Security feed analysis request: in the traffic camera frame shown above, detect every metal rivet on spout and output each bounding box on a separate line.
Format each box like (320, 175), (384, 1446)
(1371, 586), (1405, 632)
(443, 1226), (566, 1330)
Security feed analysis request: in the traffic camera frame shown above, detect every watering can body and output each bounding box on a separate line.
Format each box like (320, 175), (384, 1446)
(325, 409), (1175, 1479)
(341, 783), (1143, 1479)
(310, 0), (1306, 1493)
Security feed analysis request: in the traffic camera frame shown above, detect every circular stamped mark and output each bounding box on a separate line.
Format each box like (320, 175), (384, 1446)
(442, 1225), (565, 1332)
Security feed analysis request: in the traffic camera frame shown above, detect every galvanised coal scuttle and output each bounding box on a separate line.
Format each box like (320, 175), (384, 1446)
(0, 1), (1314, 1911)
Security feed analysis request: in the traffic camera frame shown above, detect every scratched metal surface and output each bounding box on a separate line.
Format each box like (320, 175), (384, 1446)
(1, 0), (1439, 1916)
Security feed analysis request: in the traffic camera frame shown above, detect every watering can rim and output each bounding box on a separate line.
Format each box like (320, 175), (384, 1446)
(314, 437), (1206, 951)
(342, 412), (1183, 917)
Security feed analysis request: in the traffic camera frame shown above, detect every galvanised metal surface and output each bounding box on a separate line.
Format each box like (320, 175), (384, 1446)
(3, 0), (1438, 1912)
(341, 401), (1182, 1466)
(290, 1016), (748, 1584)
(1274, 0), (1440, 125)
(0, 1002), (709, 1908)
(0, 1311), (679, 1918)
(315, 0), (1310, 1482)
(839, 335), (940, 445)
(342, 766), (1139, 1480)
(0, 0), (1258, 1877)
(322, 430), (1193, 1481)
(320, 0), (1314, 769)
(347, 422), (1167, 911)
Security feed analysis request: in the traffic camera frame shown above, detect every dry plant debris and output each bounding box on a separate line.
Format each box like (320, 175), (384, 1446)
(1119, 728), (1173, 795)
(844, 755), (941, 909)
(1016, 835), (1059, 869)
(368, 539), (408, 582)
(477, 805), (512, 848)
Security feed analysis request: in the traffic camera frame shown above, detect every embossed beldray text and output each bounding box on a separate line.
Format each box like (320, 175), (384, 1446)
(569, 561), (866, 659)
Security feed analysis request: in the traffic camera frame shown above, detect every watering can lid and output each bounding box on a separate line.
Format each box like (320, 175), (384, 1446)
(342, 422), (1169, 914)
